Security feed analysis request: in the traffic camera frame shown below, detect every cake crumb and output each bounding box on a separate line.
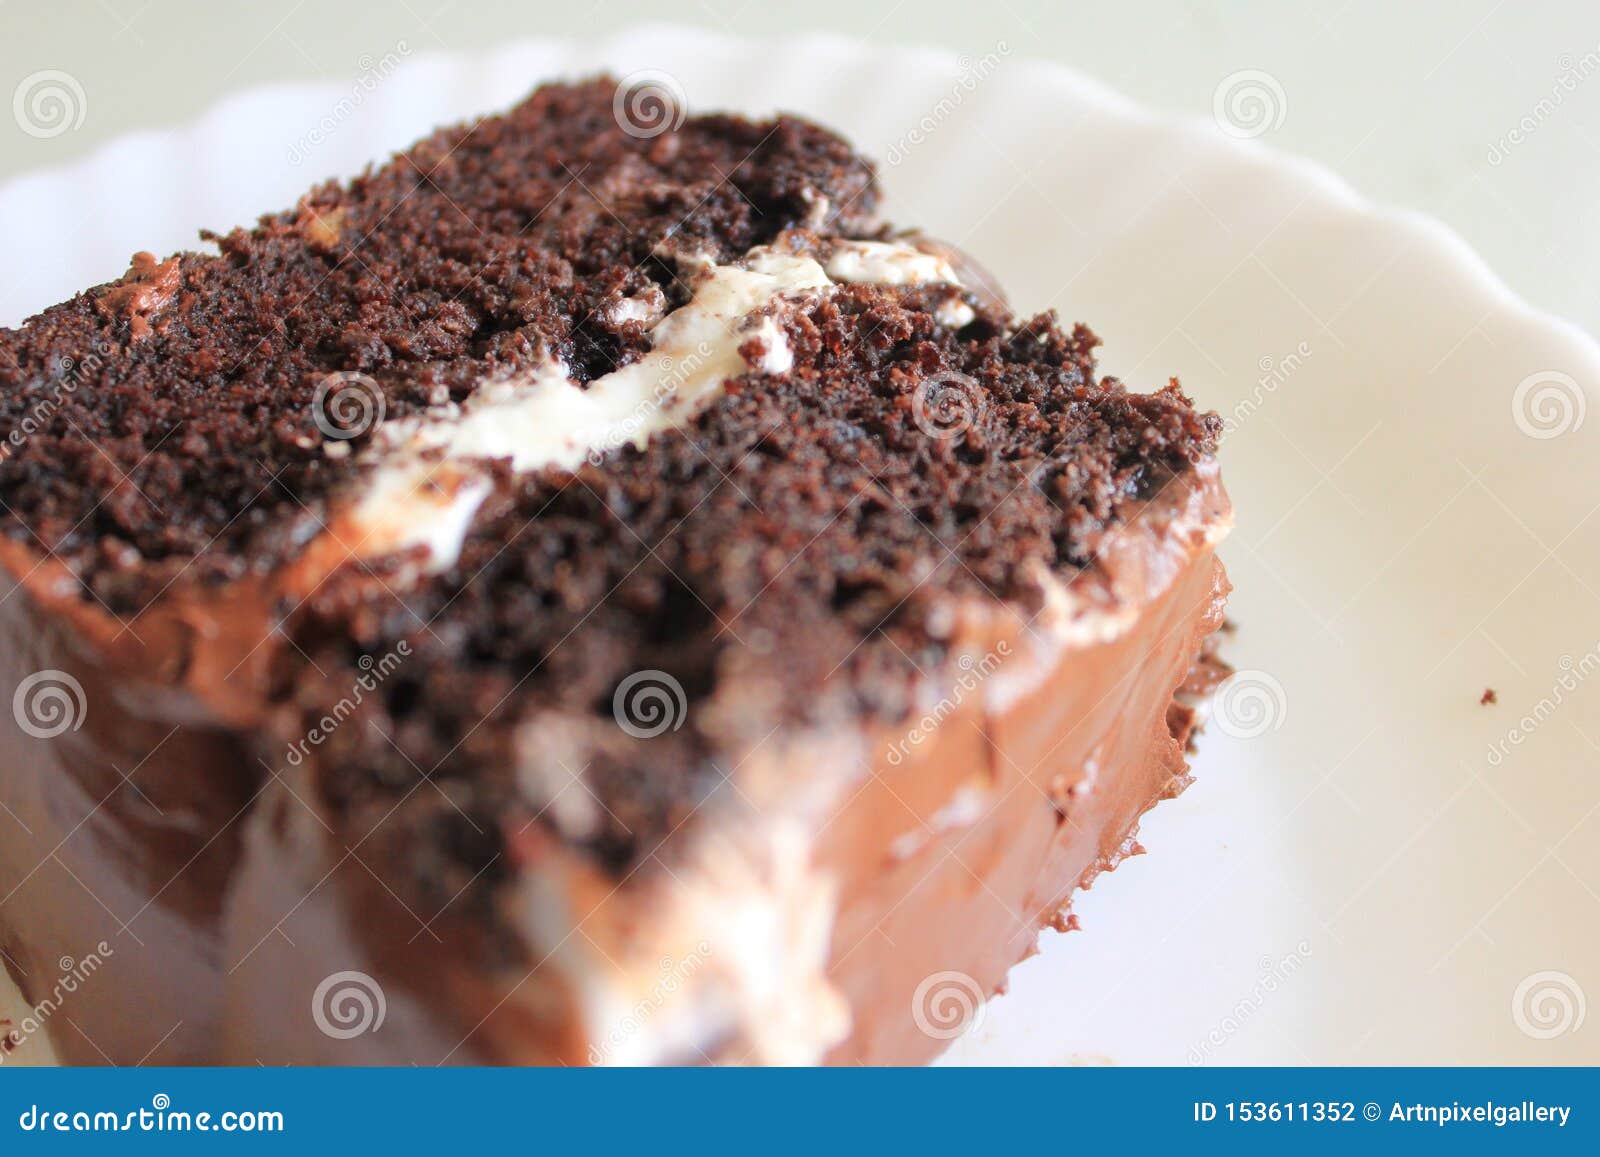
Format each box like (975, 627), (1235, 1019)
(94, 251), (182, 341)
(1480, 687), (1497, 706)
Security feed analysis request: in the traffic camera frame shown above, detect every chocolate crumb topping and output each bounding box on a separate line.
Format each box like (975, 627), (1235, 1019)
(1, 80), (877, 611)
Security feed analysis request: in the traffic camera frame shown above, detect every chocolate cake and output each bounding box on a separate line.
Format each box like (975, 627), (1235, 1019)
(0, 78), (1231, 1066)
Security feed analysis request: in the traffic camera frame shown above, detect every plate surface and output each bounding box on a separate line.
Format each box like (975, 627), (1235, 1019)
(2, 25), (1597, 1066)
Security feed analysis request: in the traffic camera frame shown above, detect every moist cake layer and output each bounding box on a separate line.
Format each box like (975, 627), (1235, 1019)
(0, 80), (875, 613)
(0, 79), (1230, 1066)
(276, 264), (1219, 882)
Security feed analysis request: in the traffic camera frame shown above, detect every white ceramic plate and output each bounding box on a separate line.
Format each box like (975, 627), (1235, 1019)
(2, 24), (1597, 1066)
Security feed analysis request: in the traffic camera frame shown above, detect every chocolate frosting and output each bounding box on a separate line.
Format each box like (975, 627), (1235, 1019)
(216, 467), (1231, 1065)
(1, 466), (1228, 1066)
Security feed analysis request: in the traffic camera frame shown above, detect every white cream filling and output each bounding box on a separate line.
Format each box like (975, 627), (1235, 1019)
(746, 315), (794, 375)
(824, 239), (960, 287)
(935, 297), (977, 329)
(577, 822), (850, 1066)
(342, 240), (966, 570)
(347, 462), (492, 572)
(605, 285), (667, 327)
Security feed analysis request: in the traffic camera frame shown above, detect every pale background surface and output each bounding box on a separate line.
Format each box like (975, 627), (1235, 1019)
(3, 0), (1600, 337)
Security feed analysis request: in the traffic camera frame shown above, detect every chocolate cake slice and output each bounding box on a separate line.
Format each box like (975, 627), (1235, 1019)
(0, 79), (1230, 1066)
